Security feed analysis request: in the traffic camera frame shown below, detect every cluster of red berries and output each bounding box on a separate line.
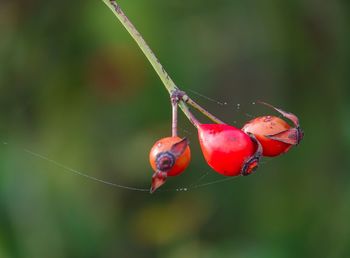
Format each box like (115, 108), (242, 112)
(149, 92), (303, 193)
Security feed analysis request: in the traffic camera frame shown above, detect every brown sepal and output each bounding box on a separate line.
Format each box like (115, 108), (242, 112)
(266, 128), (303, 145)
(150, 171), (167, 193)
(258, 101), (304, 144)
(170, 137), (189, 157)
(258, 101), (300, 127)
(241, 133), (263, 176)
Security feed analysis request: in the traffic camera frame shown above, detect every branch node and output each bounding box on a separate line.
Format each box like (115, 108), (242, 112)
(171, 89), (186, 104)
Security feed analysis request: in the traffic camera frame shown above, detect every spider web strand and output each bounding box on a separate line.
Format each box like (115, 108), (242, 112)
(23, 148), (149, 192)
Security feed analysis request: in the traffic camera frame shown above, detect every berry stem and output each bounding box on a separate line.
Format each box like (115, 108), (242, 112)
(101, 0), (225, 126)
(185, 97), (225, 124)
(178, 102), (200, 128)
(171, 98), (178, 137)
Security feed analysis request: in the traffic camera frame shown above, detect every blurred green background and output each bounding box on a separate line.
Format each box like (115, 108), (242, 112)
(0, 0), (349, 257)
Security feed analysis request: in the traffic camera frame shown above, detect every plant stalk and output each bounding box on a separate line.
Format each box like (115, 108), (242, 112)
(102, 0), (225, 127)
(186, 97), (225, 124)
(102, 0), (177, 94)
(171, 99), (178, 136)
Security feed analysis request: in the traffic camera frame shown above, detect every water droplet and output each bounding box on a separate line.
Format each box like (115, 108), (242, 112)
(183, 188), (187, 191)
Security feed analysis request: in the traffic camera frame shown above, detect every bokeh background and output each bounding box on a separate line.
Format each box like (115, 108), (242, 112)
(1, 0), (349, 257)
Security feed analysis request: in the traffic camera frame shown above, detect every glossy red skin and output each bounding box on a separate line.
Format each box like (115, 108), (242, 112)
(198, 124), (255, 176)
(242, 116), (291, 157)
(149, 136), (191, 177)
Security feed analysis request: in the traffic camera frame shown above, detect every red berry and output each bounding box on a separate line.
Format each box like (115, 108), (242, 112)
(242, 116), (291, 157)
(198, 124), (260, 176)
(149, 136), (191, 192)
(242, 102), (303, 157)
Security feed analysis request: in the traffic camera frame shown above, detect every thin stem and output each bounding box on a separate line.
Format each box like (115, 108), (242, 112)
(178, 101), (200, 128)
(102, 0), (226, 126)
(102, 0), (177, 94)
(171, 99), (178, 137)
(186, 97), (226, 124)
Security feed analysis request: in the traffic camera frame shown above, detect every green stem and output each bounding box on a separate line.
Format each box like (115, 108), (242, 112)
(178, 101), (200, 128)
(102, 0), (177, 94)
(186, 97), (225, 124)
(102, 0), (225, 127)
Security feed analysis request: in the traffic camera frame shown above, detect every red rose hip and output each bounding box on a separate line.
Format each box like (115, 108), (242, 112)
(198, 124), (261, 176)
(149, 136), (190, 193)
(242, 116), (291, 156)
(242, 102), (303, 157)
